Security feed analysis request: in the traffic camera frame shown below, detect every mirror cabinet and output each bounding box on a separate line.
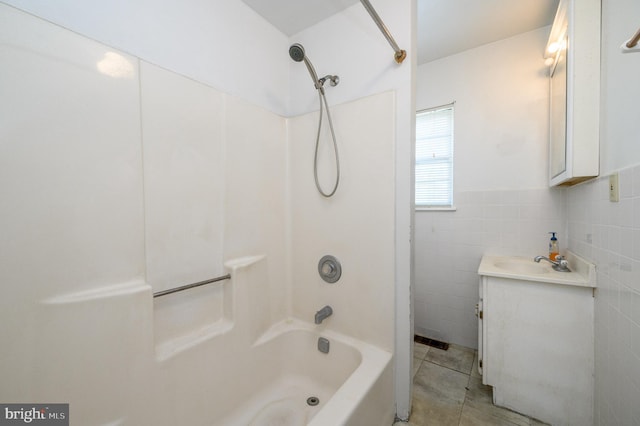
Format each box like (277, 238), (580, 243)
(546, 0), (600, 186)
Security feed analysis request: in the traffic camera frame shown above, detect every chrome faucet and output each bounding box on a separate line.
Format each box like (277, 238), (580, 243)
(534, 255), (571, 272)
(315, 305), (333, 324)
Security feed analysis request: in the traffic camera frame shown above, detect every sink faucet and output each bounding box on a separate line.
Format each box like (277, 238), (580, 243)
(315, 305), (333, 324)
(534, 255), (571, 272)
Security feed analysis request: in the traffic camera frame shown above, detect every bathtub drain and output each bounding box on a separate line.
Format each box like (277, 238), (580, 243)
(306, 396), (320, 406)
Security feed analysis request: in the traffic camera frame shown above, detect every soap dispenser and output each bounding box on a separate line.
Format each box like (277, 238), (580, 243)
(549, 232), (559, 261)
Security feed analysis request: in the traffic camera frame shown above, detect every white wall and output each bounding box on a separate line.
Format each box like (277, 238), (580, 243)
(599, 0), (640, 174)
(0, 0), (290, 116)
(288, 1), (411, 116)
(414, 28), (567, 348)
(567, 0), (640, 424)
(417, 27), (551, 191)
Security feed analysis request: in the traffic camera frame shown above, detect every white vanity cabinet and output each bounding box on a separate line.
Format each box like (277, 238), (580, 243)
(547, 0), (600, 186)
(478, 254), (595, 426)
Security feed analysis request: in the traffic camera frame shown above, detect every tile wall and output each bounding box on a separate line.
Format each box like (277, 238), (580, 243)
(566, 164), (640, 425)
(414, 188), (566, 348)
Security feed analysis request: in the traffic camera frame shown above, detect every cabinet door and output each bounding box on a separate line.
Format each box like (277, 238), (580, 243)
(547, 0), (600, 187)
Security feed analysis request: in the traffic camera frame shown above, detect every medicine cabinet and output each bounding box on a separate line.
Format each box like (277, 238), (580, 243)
(546, 0), (600, 187)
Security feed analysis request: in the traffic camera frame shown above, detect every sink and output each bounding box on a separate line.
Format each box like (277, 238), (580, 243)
(479, 253), (595, 288)
(493, 259), (549, 275)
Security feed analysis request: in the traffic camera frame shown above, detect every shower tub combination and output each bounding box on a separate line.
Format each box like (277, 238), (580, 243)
(147, 256), (395, 426)
(213, 321), (393, 426)
(3, 4), (399, 421)
(37, 255), (394, 425)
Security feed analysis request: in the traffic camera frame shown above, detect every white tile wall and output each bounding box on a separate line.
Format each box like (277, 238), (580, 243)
(414, 188), (567, 348)
(567, 164), (640, 426)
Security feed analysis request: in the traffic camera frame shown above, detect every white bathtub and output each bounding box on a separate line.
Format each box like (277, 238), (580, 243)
(212, 320), (394, 426)
(29, 257), (394, 425)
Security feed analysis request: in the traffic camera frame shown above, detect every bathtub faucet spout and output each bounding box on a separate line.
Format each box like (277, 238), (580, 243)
(315, 305), (333, 324)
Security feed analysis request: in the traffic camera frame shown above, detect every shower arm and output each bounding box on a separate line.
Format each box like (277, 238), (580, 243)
(626, 27), (640, 48)
(360, 0), (407, 64)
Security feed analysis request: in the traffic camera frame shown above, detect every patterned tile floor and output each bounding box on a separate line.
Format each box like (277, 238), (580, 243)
(393, 342), (549, 426)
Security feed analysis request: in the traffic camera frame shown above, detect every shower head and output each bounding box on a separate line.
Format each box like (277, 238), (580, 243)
(289, 43), (322, 92)
(289, 43), (305, 62)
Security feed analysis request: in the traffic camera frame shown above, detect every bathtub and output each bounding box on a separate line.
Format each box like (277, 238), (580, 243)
(30, 257), (394, 425)
(212, 320), (394, 426)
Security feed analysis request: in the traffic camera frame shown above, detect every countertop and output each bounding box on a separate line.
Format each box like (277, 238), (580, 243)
(478, 252), (596, 288)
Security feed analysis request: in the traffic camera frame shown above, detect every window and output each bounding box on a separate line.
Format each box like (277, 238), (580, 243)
(415, 104), (454, 208)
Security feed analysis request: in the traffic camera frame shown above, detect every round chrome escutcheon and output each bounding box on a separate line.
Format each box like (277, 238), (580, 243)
(318, 255), (341, 283)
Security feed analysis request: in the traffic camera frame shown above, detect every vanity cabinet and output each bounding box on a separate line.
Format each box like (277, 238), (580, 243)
(477, 254), (595, 426)
(547, 0), (600, 186)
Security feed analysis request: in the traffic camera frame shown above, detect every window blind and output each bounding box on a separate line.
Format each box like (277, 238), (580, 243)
(415, 105), (454, 207)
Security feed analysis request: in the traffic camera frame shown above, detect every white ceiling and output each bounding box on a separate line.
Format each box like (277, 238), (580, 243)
(419, 0), (559, 64)
(241, 0), (360, 37)
(241, 0), (559, 64)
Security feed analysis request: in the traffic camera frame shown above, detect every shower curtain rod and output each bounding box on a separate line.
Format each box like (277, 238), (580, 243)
(360, 0), (407, 64)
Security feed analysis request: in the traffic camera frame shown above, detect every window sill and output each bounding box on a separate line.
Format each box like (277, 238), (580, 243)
(415, 206), (457, 212)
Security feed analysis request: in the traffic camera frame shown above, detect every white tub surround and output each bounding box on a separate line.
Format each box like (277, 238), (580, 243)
(0, 5), (399, 424)
(37, 281), (153, 423)
(23, 253), (394, 426)
(289, 90), (396, 353)
(478, 253), (595, 426)
(141, 60), (226, 292)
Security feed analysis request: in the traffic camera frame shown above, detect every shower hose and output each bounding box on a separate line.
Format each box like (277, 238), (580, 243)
(314, 90), (340, 197)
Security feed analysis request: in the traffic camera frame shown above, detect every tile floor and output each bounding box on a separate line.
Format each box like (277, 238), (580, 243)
(393, 342), (549, 426)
